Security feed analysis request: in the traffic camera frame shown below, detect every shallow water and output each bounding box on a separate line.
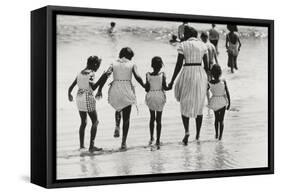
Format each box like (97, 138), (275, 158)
(56, 15), (268, 179)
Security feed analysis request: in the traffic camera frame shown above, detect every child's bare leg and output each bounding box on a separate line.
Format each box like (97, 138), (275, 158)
(214, 110), (220, 139)
(196, 115), (203, 140)
(156, 111), (163, 148)
(114, 111), (121, 138)
(79, 111), (87, 149)
(88, 110), (101, 152)
(218, 107), (226, 140)
(149, 110), (156, 144)
(121, 105), (132, 149)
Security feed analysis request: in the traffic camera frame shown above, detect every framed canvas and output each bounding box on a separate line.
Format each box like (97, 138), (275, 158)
(31, 5), (274, 188)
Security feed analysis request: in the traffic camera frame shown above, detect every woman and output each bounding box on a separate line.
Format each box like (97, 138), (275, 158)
(97, 47), (146, 150)
(169, 26), (209, 145)
(226, 24), (241, 73)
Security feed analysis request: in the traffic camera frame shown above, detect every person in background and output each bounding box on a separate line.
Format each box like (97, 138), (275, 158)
(169, 34), (179, 46)
(108, 22), (116, 34)
(68, 56), (108, 153)
(226, 24), (242, 73)
(209, 24), (220, 54)
(200, 31), (219, 80)
(178, 21), (189, 41)
(145, 57), (171, 149)
(207, 65), (231, 140)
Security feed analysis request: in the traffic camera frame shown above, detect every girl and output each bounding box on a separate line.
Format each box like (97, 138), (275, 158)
(207, 64), (231, 140)
(68, 56), (108, 153)
(96, 47), (146, 150)
(226, 24), (242, 73)
(145, 57), (171, 149)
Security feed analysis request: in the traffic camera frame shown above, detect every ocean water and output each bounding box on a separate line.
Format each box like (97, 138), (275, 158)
(56, 15), (268, 179)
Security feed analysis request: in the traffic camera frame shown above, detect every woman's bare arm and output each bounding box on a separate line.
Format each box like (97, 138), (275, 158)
(68, 78), (77, 101)
(89, 73), (109, 91)
(203, 54), (209, 74)
(169, 53), (184, 87)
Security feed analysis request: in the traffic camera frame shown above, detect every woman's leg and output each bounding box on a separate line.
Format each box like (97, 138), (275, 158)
(234, 56), (238, 70)
(114, 111), (121, 138)
(181, 115), (190, 145)
(121, 105), (132, 149)
(156, 111), (163, 146)
(218, 107), (226, 140)
(195, 115), (203, 140)
(149, 110), (156, 143)
(88, 110), (101, 151)
(78, 111), (87, 149)
(214, 110), (220, 139)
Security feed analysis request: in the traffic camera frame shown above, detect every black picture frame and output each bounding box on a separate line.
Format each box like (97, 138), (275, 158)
(31, 5), (274, 188)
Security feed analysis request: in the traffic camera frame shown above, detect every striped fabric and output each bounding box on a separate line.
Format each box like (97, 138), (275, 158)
(175, 38), (208, 118)
(177, 37), (208, 64)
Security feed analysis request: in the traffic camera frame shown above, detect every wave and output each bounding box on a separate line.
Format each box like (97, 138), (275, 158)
(57, 23), (268, 44)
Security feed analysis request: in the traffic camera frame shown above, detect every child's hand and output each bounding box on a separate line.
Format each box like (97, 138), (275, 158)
(145, 83), (150, 92)
(68, 94), (73, 102)
(227, 103), (231, 110)
(95, 91), (103, 100)
(168, 82), (173, 90)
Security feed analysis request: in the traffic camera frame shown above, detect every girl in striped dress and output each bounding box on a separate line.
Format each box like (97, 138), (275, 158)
(207, 65), (231, 140)
(68, 56), (108, 153)
(145, 57), (171, 149)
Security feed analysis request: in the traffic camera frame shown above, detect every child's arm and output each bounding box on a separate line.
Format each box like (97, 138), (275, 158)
(132, 65), (145, 88)
(89, 72), (109, 91)
(162, 73), (171, 91)
(206, 83), (210, 105)
(68, 78), (77, 102)
(237, 35), (242, 51)
(95, 66), (113, 99)
(145, 73), (150, 92)
(224, 80), (231, 110)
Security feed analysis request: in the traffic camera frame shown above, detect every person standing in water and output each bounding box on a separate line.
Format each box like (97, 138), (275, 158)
(200, 31), (219, 80)
(207, 65), (231, 140)
(169, 26), (209, 145)
(108, 22), (116, 34)
(145, 57), (171, 149)
(96, 47), (146, 150)
(68, 56), (108, 153)
(209, 24), (220, 54)
(178, 21), (189, 42)
(226, 24), (242, 73)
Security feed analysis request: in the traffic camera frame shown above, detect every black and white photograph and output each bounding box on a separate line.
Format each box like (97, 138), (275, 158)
(56, 14), (269, 180)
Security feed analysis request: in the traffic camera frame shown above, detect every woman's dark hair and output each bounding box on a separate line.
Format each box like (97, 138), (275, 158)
(184, 25), (198, 40)
(211, 64), (222, 79)
(119, 47), (134, 60)
(87, 56), (101, 70)
(151, 56), (163, 70)
(110, 22), (116, 27)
